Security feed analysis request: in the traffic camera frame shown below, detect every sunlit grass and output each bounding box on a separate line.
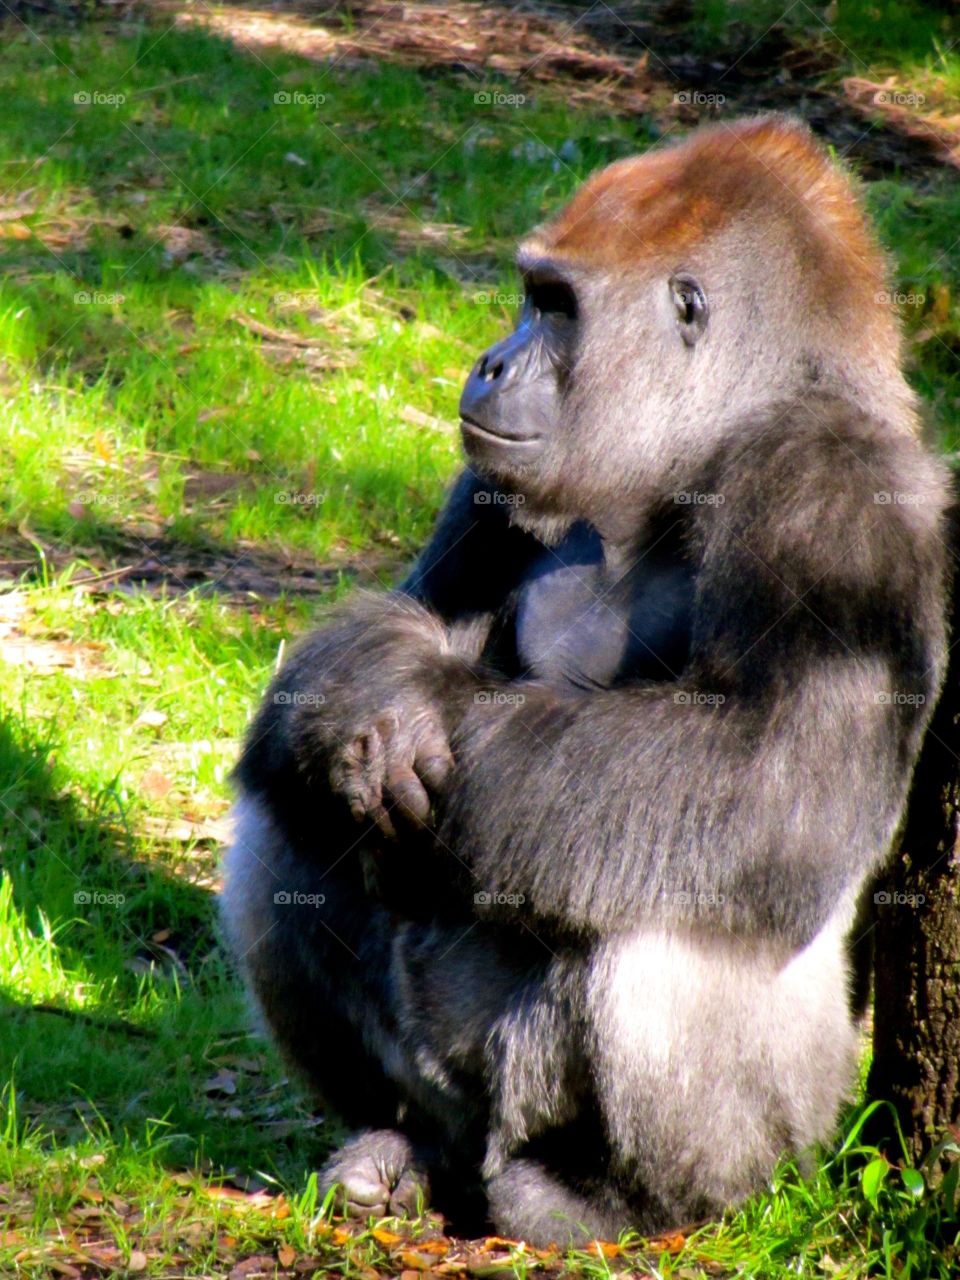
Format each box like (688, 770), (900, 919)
(0, 4), (958, 1276)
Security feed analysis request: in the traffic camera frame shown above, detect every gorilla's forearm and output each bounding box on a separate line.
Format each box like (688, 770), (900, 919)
(439, 665), (909, 949)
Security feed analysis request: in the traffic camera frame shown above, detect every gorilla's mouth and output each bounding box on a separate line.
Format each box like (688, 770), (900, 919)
(460, 415), (542, 447)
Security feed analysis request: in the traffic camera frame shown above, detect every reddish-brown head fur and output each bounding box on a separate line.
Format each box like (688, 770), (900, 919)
(524, 116), (887, 321)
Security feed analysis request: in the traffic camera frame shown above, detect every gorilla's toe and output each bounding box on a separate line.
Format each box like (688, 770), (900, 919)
(320, 1129), (429, 1219)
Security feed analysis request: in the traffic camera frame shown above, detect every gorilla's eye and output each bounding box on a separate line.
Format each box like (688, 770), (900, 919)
(528, 279), (578, 321)
(669, 273), (708, 346)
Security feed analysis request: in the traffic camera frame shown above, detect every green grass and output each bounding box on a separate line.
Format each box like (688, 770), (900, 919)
(0, 2), (959, 1276)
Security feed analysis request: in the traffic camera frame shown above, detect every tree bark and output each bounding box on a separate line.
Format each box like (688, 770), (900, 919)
(868, 506), (960, 1161)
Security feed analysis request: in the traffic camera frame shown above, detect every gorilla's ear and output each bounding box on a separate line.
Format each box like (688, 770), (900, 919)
(669, 273), (708, 347)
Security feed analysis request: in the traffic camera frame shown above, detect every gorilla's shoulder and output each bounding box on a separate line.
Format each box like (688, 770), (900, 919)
(713, 395), (950, 537)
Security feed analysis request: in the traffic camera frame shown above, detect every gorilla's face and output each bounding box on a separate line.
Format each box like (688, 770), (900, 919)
(458, 259), (710, 527)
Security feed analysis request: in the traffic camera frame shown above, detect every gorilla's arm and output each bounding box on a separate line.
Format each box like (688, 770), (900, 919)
(235, 470), (538, 831)
(440, 429), (948, 948)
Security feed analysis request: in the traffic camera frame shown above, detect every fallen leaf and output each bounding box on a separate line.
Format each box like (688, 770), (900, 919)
(647, 1230), (686, 1253)
(372, 1228), (404, 1246)
(135, 708), (168, 729)
(141, 768), (173, 799)
(203, 1069), (238, 1096)
(399, 1251), (435, 1270)
(277, 1244), (296, 1266)
(229, 1255), (279, 1279)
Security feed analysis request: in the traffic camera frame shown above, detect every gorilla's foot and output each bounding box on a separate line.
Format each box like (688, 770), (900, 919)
(486, 1158), (628, 1248)
(320, 1129), (430, 1218)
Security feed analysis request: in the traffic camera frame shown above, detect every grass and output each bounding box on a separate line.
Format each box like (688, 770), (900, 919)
(0, 1), (958, 1276)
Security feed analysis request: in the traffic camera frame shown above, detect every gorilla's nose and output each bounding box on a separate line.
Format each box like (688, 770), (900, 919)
(459, 339), (518, 435)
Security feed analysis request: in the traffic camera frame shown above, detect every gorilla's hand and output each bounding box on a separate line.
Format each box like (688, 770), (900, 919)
(237, 592), (486, 835)
(329, 702), (454, 837)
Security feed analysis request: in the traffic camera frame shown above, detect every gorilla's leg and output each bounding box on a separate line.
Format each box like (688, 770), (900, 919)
(584, 919), (861, 1230)
(223, 795), (552, 1228)
(222, 795), (411, 1129)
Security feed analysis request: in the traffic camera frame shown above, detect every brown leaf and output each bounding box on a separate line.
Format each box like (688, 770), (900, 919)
(229, 1255), (279, 1279)
(141, 768), (174, 800)
(0, 222), (32, 240)
(372, 1228), (404, 1246)
(127, 1251), (148, 1272)
(647, 1230), (686, 1253)
(277, 1244), (296, 1266)
(931, 284), (952, 327)
(399, 1251), (436, 1270)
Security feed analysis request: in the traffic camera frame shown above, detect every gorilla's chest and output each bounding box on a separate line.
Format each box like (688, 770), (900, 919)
(514, 525), (694, 689)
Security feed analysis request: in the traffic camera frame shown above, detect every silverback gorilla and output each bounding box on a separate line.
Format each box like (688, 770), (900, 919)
(224, 116), (950, 1244)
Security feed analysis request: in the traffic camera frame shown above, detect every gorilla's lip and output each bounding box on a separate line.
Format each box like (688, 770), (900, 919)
(460, 416), (542, 447)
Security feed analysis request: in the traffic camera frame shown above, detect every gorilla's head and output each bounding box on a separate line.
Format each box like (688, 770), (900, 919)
(459, 115), (910, 539)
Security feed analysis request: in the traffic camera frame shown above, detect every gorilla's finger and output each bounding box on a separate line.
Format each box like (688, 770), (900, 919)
(413, 742), (455, 794)
(369, 800), (397, 840)
(385, 768), (431, 827)
(331, 728), (386, 825)
(389, 1165), (429, 1216)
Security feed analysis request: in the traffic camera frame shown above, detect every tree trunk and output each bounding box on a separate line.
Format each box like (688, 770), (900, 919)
(868, 508), (960, 1161)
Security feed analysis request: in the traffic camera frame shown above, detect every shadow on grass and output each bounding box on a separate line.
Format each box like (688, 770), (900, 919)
(0, 710), (324, 1177)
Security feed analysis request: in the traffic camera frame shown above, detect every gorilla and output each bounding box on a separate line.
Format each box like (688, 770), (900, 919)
(223, 115), (950, 1245)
